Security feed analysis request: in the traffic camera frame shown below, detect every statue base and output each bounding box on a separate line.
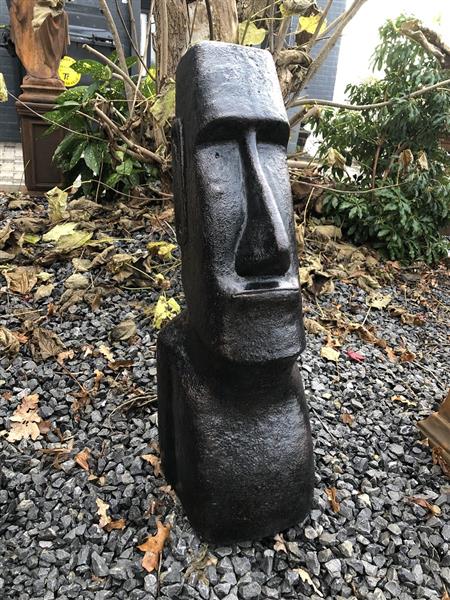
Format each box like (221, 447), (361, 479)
(157, 312), (314, 543)
(15, 80), (65, 193)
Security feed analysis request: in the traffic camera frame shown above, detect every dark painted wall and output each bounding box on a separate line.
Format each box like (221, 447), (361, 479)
(0, 0), (140, 143)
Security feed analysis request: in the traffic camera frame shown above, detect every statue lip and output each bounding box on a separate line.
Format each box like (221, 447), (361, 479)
(232, 287), (300, 299)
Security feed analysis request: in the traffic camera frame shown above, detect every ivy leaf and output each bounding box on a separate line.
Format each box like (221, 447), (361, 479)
(298, 13), (326, 35)
(238, 21), (267, 46)
(84, 143), (104, 175)
(150, 81), (175, 125)
(153, 295), (181, 329)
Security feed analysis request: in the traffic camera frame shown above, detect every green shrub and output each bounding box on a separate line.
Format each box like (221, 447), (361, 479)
(308, 16), (450, 263)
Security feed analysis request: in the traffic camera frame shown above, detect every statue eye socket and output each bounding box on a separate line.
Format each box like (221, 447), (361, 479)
(257, 123), (289, 147)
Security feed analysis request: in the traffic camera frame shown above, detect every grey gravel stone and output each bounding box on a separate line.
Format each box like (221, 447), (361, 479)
(91, 552), (109, 577)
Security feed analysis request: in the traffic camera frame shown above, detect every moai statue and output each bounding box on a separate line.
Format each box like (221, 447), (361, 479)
(157, 41), (314, 543)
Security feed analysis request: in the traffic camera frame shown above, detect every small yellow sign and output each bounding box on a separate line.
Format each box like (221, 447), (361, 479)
(58, 56), (81, 88)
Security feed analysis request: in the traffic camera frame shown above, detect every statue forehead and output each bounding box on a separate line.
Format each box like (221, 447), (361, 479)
(176, 42), (288, 136)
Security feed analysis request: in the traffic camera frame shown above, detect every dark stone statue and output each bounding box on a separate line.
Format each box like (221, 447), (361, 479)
(157, 41), (314, 543)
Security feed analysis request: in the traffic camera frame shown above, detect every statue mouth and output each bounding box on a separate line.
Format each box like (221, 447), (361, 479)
(232, 287), (300, 299)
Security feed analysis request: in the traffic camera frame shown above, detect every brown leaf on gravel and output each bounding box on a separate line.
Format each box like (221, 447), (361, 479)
(95, 497), (125, 530)
(273, 533), (288, 554)
(110, 319), (137, 342)
(407, 496), (442, 516)
(56, 350), (75, 365)
(34, 283), (54, 302)
(4, 266), (38, 294)
(341, 413), (354, 426)
(137, 520), (171, 573)
(0, 393), (42, 442)
(142, 454), (162, 477)
(108, 359), (134, 371)
(325, 487), (340, 513)
(29, 327), (65, 360)
(442, 588), (450, 600)
(304, 317), (327, 335)
(0, 326), (21, 355)
(432, 447), (450, 478)
(98, 344), (114, 361)
(75, 447), (90, 471)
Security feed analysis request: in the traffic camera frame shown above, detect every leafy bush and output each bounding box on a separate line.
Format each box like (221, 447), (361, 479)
(308, 16), (450, 263)
(45, 56), (163, 199)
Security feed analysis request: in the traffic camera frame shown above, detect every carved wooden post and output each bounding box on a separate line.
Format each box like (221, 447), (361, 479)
(9, 0), (69, 191)
(157, 42), (314, 543)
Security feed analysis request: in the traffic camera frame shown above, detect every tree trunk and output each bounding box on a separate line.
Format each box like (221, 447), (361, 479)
(155, 0), (238, 86)
(154, 0), (188, 89)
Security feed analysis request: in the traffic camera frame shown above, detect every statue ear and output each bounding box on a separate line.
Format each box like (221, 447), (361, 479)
(171, 118), (187, 246)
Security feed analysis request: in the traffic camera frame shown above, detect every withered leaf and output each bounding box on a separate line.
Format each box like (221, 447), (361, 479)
(341, 412), (354, 426)
(34, 283), (54, 302)
(64, 273), (89, 290)
(95, 498), (125, 530)
(75, 447), (90, 471)
(98, 344), (114, 361)
(407, 496), (441, 516)
(142, 454), (162, 477)
(304, 317), (327, 335)
(110, 319), (137, 342)
(320, 345), (340, 363)
(137, 520), (170, 573)
(432, 447), (450, 478)
(0, 393), (42, 442)
(57, 349), (75, 365)
(4, 266), (38, 294)
(30, 327), (65, 361)
(325, 487), (340, 513)
(0, 326), (21, 355)
(273, 533), (288, 554)
(293, 567), (323, 598)
(108, 359), (134, 371)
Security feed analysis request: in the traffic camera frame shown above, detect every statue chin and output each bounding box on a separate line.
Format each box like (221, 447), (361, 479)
(191, 291), (304, 364)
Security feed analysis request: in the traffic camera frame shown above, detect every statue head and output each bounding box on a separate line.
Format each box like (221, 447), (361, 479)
(172, 42), (304, 363)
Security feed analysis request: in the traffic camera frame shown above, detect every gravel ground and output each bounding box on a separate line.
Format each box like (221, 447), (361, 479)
(0, 193), (449, 600)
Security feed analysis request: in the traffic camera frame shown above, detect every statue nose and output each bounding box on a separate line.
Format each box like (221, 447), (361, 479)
(235, 131), (291, 278)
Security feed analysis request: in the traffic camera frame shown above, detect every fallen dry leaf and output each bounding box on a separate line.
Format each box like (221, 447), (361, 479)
(95, 497), (126, 530)
(110, 319), (137, 342)
(341, 412), (354, 426)
(293, 567), (323, 598)
(30, 327), (65, 361)
(142, 454), (162, 477)
(346, 349), (365, 362)
(407, 496), (442, 516)
(46, 186), (68, 223)
(65, 273), (90, 290)
(108, 359), (134, 371)
(0, 326), (21, 355)
(56, 349), (75, 365)
(0, 393), (42, 442)
(325, 487), (340, 513)
(75, 447), (90, 471)
(4, 266), (38, 294)
(304, 317), (327, 335)
(442, 587), (449, 600)
(366, 292), (392, 309)
(98, 344), (114, 361)
(137, 520), (171, 573)
(391, 394), (416, 407)
(96, 498), (110, 528)
(34, 283), (54, 302)
(432, 447), (450, 478)
(273, 533), (288, 554)
(320, 345), (340, 363)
